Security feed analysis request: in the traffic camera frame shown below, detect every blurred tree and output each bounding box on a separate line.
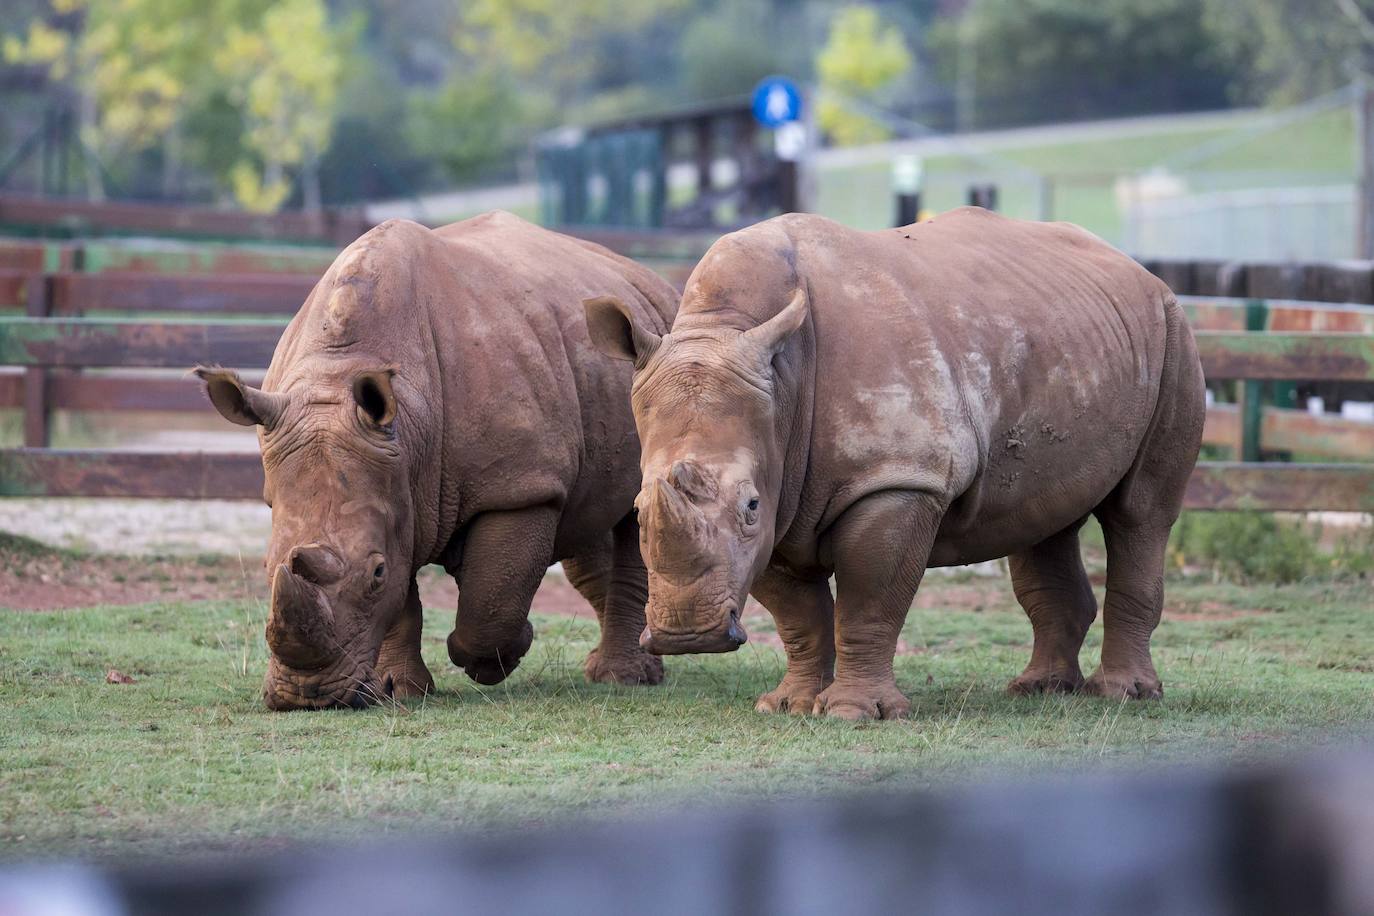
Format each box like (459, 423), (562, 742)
(816, 4), (913, 145)
(456, 0), (690, 106)
(678, 0), (788, 101)
(929, 0), (1237, 129)
(3, 0), (352, 210)
(1203, 0), (1374, 105)
(215, 0), (350, 211)
(404, 71), (525, 185)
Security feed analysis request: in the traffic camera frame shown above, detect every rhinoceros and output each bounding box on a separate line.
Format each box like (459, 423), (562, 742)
(585, 208), (1204, 721)
(197, 212), (677, 709)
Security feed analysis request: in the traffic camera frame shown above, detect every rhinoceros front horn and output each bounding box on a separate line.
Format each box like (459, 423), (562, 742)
(267, 564), (333, 669)
(646, 477), (711, 572)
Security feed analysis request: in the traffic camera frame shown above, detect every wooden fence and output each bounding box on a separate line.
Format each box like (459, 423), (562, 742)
(1, 246), (1372, 510)
(0, 192), (371, 246)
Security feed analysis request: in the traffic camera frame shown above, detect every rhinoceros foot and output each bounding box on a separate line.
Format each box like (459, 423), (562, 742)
(1083, 666), (1163, 701)
(583, 646), (665, 686)
(1007, 664), (1085, 697)
(374, 663), (435, 699)
(447, 621), (535, 686)
(811, 680), (911, 722)
(755, 674), (829, 715)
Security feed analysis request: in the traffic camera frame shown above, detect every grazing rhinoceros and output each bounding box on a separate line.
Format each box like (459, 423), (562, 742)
(585, 208), (1204, 721)
(197, 212), (677, 709)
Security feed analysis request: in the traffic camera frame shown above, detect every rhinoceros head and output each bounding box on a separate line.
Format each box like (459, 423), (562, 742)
(196, 365), (415, 709)
(584, 289), (808, 654)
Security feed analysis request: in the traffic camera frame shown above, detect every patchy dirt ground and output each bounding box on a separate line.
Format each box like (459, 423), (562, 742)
(0, 498), (271, 555)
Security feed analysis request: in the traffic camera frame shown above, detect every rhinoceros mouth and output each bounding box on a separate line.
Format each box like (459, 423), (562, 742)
(263, 654), (389, 710)
(640, 605), (748, 655)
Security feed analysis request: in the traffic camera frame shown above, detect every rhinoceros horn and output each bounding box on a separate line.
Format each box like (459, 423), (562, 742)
(645, 477), (711, 572)
(266, 563), (334, 669)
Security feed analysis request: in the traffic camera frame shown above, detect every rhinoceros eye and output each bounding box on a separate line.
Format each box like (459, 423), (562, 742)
(747, 497), (760, 512)
(373, 562), (386, 580)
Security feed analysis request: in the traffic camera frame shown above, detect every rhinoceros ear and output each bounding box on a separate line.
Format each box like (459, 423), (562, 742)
(584, 296), (661, 366)
(194, 367), (288, 428)
(742, 287), (807, 358)
(352, 369), (397, 428)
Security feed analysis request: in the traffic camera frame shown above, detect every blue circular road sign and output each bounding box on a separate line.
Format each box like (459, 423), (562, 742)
(752, 76), (802, 128)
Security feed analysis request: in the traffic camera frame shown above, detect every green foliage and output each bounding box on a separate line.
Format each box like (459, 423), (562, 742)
(929, 0), (1238, 129)
(678, 0), (788, 101)
(1168, 512), (1374, 585)
(6, 0), (1358, 206)
(816, 5), (912, 146)
(3, 0), (354, 211)
(215, 0), (351, 212)
(455, 0), (690, 100)
(404, 73), (526, 185)
(1202, 0), (1374, 105)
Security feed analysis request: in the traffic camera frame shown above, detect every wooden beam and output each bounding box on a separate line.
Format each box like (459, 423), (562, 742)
(1185, 462), (1374, 512)
(0, 317), (286, 368)
(2, 451), (1367, 509)
(1194, 331), (1374, 381)
(0, 192), (371, 246)
(0, 449), (264, 499)
(50, 271), (316, 316)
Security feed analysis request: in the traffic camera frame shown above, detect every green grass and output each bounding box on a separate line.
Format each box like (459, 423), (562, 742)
(2, 573), (1371, 859)
(815, 106), (1357, 242)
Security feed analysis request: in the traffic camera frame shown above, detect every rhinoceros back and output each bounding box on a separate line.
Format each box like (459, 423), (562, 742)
(772, 209), (1181, 565)
(270, 212), (677, 560)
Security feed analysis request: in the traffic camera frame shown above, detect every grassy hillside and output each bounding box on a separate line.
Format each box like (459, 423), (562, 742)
(814, 106), (1356, 243)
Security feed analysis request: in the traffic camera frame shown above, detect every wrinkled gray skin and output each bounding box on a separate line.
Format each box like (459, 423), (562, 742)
(198, 212), (676, 709)
(587, 208), (1205, 720)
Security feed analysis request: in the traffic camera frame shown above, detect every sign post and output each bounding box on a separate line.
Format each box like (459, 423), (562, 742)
(752, 76), (808, 213)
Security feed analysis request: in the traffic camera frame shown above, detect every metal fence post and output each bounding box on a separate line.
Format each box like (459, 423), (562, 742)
(1239, 298), (1269, 462)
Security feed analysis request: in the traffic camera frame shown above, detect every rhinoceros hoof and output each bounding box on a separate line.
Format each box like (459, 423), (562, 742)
(1083, 667), (1163, 700)
(1007, 665), (1085, 696)
(377, 666), (435, 699)
(755, 676), (828, 715)
(811, 681), (910, 721)
(584, 647), (665, 686)
(447, 622), (534, 686)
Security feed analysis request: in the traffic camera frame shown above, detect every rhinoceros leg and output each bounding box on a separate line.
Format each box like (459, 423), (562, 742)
(568, 515), (665, 686)
(1006, 520), (1096, 695)
(751, 566), (834, 715)
(1082, 521), (1169, 700)
(445, 506), (557, 686)
(812, 490), (945, 721)
(1084, 299), (1203, 701)
(374, 577), (435, 698)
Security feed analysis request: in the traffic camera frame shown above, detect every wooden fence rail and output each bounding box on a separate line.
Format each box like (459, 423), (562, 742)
(1, 254), (1372, 511)
(2, 312), (1372, 509)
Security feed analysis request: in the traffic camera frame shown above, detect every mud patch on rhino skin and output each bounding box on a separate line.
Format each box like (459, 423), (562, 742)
(1039, 422), (1071, 443)
(1003, 424), (1027, 458)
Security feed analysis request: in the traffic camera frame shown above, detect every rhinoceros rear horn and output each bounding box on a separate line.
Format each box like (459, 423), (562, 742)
(194, 367), (289, 429)
(584, 296), (661, 367)
(742, 287), (808, 358)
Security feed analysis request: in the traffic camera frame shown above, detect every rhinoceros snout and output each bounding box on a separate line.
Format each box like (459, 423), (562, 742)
(640, 607), (747, 655)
